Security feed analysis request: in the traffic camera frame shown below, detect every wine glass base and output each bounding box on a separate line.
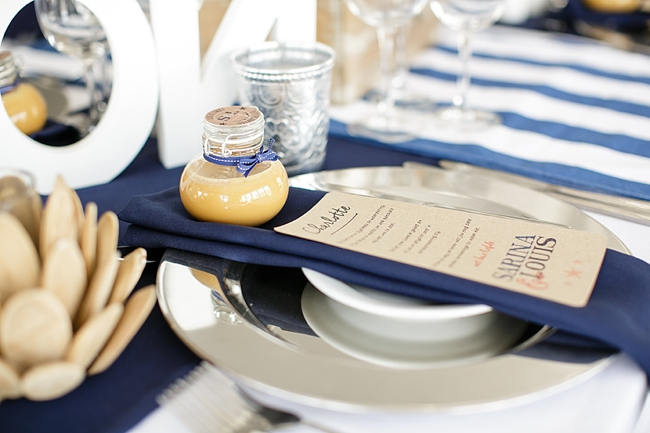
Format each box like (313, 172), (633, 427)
(434, 106), (501, 131)
(396, 96), (438, 113)
(346, 108), (416, 144)
(347, 120), (414, 144)
(366, 88), (437, 113)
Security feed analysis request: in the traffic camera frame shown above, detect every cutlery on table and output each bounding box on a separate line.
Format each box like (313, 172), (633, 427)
(158, 362), (341, 433)
(403, 161), (650, 226)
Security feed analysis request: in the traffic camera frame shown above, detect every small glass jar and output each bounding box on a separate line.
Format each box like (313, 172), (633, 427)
(180, 106), (289, 226)
(0, 168), (41, 245)
(0, 51), (48, 135)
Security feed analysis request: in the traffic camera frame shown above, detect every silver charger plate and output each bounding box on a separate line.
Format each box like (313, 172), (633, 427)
(156, 166), (627, 412)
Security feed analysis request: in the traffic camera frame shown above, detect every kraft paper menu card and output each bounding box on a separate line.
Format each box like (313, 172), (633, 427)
(275, 192), (608, 307)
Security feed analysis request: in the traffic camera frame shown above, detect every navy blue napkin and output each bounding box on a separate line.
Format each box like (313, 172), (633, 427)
(120, 187), (650, 377)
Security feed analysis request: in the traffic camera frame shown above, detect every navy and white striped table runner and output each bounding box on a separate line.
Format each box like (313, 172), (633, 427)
(330, 25), (650, 201)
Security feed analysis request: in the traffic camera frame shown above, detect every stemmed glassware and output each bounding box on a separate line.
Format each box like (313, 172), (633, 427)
(344, 0), (429, 143)
(430, 0), (505, 129)
(34, 0), (109, 130)
(391, 22), (437, 111)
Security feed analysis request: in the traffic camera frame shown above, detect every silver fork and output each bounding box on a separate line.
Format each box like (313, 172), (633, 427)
(157, 362), (341, 433)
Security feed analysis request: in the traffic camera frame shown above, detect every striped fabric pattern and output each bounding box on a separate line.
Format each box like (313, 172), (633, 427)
(329, 25), (650, 201)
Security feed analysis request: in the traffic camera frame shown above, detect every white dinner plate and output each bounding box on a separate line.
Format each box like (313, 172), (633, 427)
(301, 267), (520, 361)
(301, 267), (492, 321)
(300, 282), (530, 369)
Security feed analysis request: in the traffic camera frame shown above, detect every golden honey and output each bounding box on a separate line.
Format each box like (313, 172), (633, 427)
(0, 51), (47, 135)
(179, 106), (289, 226)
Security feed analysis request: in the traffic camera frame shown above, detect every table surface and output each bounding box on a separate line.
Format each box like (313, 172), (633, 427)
(0, 134), (458, 433)
(2, 13), (650, 432)
(0, 122), (648, 433)
(128, 136), (650, 433)
(33, 135), (650, 433)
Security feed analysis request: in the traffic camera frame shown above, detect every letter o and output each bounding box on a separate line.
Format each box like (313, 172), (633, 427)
(0, 0), (158, 193)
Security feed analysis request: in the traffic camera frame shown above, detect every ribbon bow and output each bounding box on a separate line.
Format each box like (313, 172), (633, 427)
(203, 138), (279, 177)
(236, 143), (279, 177)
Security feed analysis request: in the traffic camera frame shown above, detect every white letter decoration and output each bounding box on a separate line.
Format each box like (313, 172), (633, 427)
(0, 0), (159, 194)
(0, 0), (316, 191)
(151, 0), (317, 168)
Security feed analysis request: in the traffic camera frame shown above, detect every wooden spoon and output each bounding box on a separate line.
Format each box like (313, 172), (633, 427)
(39, 176), (78, 259)
(88, 286), (156, 375)
(80, 202), (98, 278)
(0, 289), (72, 366)
(95, 211), (118, 268)
(0, 213), (40, 303)
(75, 252), (120, 328)
(66, 303), (123, 369)
(0, 358), (21, 400)
(21, 361), (85, 401)
(41, 238), (87, 317)
(109, 248), (147, 304)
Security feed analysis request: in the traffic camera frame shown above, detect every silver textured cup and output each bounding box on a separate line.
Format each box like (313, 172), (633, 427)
(232, 42), (335, 175)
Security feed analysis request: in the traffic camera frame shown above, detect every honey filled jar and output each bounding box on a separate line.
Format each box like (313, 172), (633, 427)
(179, 106), (289, 226)
(0, 51), (47, 135)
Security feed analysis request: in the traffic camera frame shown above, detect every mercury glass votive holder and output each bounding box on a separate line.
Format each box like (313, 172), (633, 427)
(232, 42), (335, 175)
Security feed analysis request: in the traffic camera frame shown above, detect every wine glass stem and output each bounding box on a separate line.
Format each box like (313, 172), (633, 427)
(83, 57), (99, 127)
(99, 54), (111, 110)
(376, 25), (398, 124)
(453, 30), (473, 113)
(393, 24), (408, 93)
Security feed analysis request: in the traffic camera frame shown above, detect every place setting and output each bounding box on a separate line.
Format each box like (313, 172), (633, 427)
(1, 1), (650, 432)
